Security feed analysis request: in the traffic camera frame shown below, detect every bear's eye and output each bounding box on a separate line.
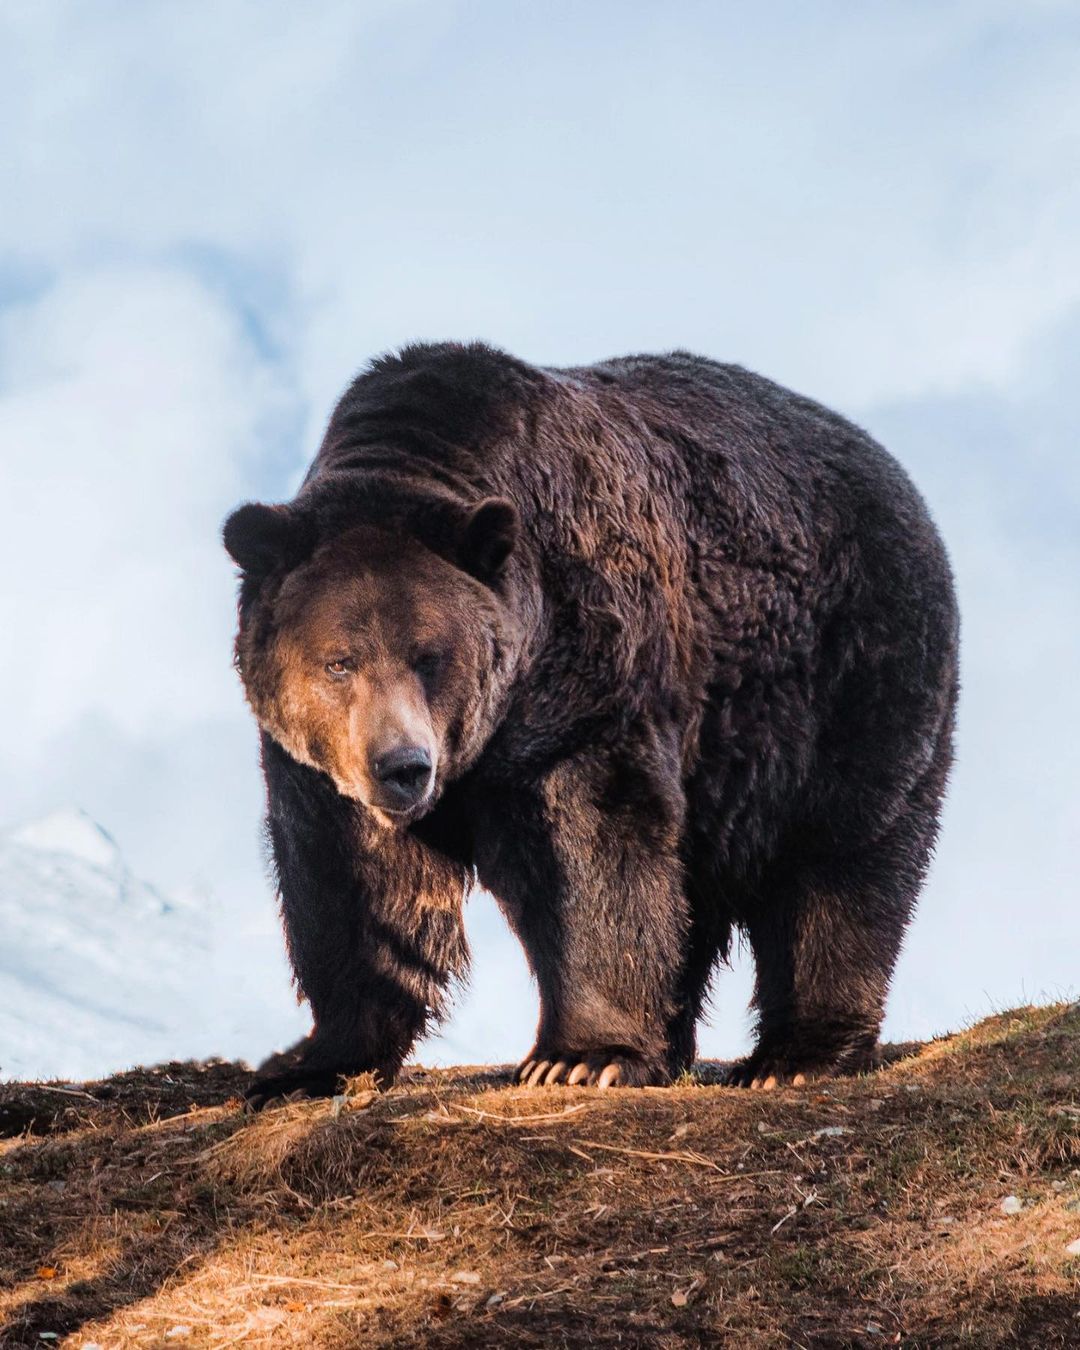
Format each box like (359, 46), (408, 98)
(411, 648), (445, 689)
(325, 657), (355, 678)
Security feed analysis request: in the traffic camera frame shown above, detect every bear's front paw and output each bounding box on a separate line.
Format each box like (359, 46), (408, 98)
(514, 1048), (669, 1089)
(242, 1065), (343, 1112)
(723, 1041), (879, 1090)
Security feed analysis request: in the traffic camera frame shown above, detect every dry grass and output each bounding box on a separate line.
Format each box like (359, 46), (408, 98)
(1, 1005), (1079, 1348)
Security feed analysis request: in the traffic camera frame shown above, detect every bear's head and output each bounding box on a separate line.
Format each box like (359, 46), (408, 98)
(223, 496), (523, 827)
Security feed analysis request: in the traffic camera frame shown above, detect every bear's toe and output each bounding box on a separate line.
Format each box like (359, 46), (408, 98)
(515, 1050), (666, 1089)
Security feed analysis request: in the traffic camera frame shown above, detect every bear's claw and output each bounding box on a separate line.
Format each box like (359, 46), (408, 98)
(517, 1057), (621, 1088)
(722, 1054), (825, 1089)
(722, 1063), (811, 1090)
(520, 1059), (573, 1087)
(514, 1051), (663, 1088)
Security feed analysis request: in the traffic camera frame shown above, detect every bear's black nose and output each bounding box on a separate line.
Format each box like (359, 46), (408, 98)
(371, 745), (433, 808)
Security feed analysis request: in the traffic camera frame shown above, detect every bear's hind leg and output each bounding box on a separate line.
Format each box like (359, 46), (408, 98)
(726, 738), (949, 1089)
(727, 875), (902, 1089)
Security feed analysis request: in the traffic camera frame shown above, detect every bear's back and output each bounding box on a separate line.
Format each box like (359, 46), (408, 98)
(307, 342), (947, 613)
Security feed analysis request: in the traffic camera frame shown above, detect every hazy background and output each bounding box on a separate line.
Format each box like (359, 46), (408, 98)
(1, 1), (1077, 1074)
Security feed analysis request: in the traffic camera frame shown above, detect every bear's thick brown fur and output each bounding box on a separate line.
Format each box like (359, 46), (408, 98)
(224, 343), (958, 1104)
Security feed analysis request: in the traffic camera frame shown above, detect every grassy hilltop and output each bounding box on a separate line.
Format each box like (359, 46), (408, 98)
(1, 1003), (1078, 1348)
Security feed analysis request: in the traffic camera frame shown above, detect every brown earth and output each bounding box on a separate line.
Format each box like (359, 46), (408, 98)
(0, 1003), (1078, 1348)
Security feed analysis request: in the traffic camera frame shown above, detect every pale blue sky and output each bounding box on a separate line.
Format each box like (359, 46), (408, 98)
(1, 1), (1077, 1072)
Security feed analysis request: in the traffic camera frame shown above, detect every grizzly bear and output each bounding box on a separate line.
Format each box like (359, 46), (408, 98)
(224, 342), (958, 1106)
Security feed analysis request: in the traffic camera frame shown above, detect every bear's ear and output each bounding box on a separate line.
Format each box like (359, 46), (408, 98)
(460, 497), (518, 582)
(222, 503), (316, 577)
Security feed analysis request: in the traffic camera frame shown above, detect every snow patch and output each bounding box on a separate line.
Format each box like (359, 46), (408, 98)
(10, 807), (122, 872)
(0, 806), (308, 1082)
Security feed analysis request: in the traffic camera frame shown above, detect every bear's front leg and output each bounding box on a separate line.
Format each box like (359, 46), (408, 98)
(476, 739), (689, 1088)
(246, 735), (470, 1109)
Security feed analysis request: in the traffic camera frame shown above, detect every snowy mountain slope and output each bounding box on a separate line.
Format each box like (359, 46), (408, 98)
(0, 808), (306, 1082)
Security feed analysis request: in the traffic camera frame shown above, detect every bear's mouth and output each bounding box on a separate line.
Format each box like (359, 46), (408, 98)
(367, 791), (436, 830)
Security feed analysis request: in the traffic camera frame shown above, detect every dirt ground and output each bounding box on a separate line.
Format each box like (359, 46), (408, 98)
(1, 1003), (1078, 1348)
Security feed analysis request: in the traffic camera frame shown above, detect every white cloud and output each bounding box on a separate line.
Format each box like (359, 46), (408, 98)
(872, 318), (1080, 1040)
(0, 262), (318, 1068)
(0, 264), (303, 996)
(0, 265), (291, 745)
(4, 3), (1080, 415)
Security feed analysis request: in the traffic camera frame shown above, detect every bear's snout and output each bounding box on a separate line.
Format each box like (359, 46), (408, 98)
(370, 743), (435, 813)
